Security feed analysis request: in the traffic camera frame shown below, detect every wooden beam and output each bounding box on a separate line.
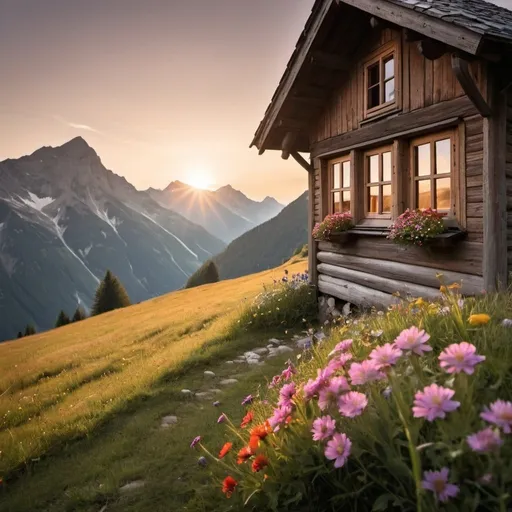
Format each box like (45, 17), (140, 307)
(483, 70), (508, 290)
(281, 132), (297, 160)
(339, 0), (482, 55)
(310, 50), (349, 71)
(255, 0), (334, 151)
(311, 95), (477, 157)
(317, 251), (484, 294)
(452, 55), (492, 118)
(291, 152), (314, 173)
(417, 39), (447, 61)
(278, 118), (308, 130)
(308, 165), (317, 286)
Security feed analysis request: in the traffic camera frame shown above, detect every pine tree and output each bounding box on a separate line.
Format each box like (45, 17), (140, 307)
(72, 306), (87, 322)
(185, 260), (220, 289)
(91, 270), (131, 316)
(55, 310), (71, 328)
(17, 331), (23, 339)
(24, 324), (36, 336)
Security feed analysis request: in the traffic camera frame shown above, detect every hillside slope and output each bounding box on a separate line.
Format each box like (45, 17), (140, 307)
(215, 191), (308, 279)
(0, 138), (225, 340)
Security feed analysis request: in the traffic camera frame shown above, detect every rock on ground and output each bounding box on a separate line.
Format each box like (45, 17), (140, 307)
(220, 378), (238, 386)
(120, 480), (145, 493)
(181, 389), (194, 396)
(204, 371), (216, 377)
(161, 415), (178, 428)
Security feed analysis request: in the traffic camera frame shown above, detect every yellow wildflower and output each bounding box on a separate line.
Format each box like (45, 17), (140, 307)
(448, 283), (461, 290)
(468, 314), (491, 326)
(440, 286), (448, 294)
(414, 298), (426, 306)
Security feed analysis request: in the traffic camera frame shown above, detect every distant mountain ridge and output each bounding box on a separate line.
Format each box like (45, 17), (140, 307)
(148, 182), (284, 243)
(0, 137), (225, 341)
(215, 191), (308, 280)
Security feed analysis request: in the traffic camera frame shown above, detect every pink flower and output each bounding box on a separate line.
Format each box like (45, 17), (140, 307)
(318, 377), (350, 411)
(268, 404), (293, 432)
(324, 433), (351, 468)
(481, 400), (512, 433)
(413, 384), (460, 421)
(326, 353), (353, 374)
(439, 342), (485, 374)
(316, 367), (334, 386)
(281, 364), (296, 381)
(328, 339), (353, 356)
(348, 360), (385, 386)
(394, 326), (432, 356)
(303, 378), (320, 401)
(278, 382), (296, 408)
(422, 468), (460, 503)
(338, 391), (368, 418)
(311, 415), (336, 441)
(467, 427), (503, 453)
(268, 375), (281, 389)
(369, 343), (402, 369)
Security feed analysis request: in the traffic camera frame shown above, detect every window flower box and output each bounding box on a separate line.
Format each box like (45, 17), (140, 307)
(313, 213), (354, 243)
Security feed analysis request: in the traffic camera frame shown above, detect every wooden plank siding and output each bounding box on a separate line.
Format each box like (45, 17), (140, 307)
(507, 89), (512, 277)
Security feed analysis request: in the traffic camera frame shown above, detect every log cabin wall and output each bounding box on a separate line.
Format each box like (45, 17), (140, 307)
(309, 26), (486, 307)
(507, 88), (512, 276)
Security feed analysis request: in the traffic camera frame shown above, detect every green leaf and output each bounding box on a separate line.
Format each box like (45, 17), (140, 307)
(372, 493), (393, 511)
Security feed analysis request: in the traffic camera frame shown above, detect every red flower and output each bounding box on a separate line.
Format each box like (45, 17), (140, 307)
(218, 442), (232, 459)
(251, 454), (269, 473)
(250, 422), (271, 440)
(249, 435), (260, 452)
(237, 446), (253, 464)
(240, 410), (254, 428)
(222, 476), (238, 498)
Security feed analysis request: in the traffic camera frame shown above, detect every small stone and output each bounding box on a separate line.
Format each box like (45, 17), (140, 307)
(120, 480), (145, 493)
(295, 337), (312, 349)
(226, 360), (234, 365)
(277, 345), (294, 354)
(244, 351), (261, 359)
(181, 389), (193, 395)
(195, 392), (214, 399)
(208, 388), (223, 394)
(268, 338), (282, 346)
(220, 378), (238, 386)
(253, 348), (269, 355)
(327, 297), (336, 308)
(247, 359), (260, 365)
(161, 415), (178, 427)
(234, 359), (246, 364)
(204, 371), (216, 378)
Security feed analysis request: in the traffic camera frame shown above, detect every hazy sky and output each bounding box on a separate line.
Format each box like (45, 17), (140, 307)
(1, 0), (511, 203)
(0, 0), (314, 203)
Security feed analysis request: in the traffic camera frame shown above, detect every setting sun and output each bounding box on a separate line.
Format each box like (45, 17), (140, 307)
(185, 169), (213, 190)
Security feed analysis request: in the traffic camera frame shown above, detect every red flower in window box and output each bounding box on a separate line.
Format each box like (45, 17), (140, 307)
(313, 213), (354, 242)
(388, 208), (445, 246)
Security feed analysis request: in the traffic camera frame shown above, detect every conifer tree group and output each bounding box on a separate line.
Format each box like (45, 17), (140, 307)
(185, 260), (220, 289)
(91, 270), (131, 315)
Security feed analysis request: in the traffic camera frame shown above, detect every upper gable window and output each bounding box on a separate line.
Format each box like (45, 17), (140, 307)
(364, 43), (398, 119)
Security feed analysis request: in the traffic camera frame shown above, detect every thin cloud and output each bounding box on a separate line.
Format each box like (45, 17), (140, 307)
(53, 115), (104, 135)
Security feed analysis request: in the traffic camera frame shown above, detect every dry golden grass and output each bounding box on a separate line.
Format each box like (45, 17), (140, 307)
(0, 259), (307, 476)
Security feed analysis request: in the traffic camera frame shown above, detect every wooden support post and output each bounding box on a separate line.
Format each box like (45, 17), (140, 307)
(291, 152), (313, 173)
(483, 69), (508, 291)
(308, 162), (318, 288)
(350, 150), (364, 223)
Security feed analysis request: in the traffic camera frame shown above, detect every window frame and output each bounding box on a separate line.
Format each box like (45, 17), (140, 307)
(363, 41), (400, 120)
(327, 155), (352, 215)
(409, 130), (459, 221)
(363, 145), (394, 220)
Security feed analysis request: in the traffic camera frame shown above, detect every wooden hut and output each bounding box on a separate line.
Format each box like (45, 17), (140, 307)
(251, 0), (512, 309)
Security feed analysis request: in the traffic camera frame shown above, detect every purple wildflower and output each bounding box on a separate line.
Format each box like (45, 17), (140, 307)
(412, 384), (460, 421)
(439, 342), (485, 375)
(328, 339), (353, 357)
(303, 378), (321, 401)
(481, 400), (512, 433)
(198, 456), (208, 467)
(278, 382), (296, 408)
(268, 405), (293, 432)
(422, 468), (460, 503)
(348, 360), (386, 385)
(190, 436), (201, 448)
(268, 375), (281, 389)
(281, 364), (296, 381)
(326, 353), (353, 374)
(324, 433), (352, 468)
(217, 413), (226, 424)
(369, 343), (402, 369)
(394, 326), (432, 356)
(338, 391), (368, 418)
(311, 415), (336, 442)
(318, 377), (350, 411)
(241, 394), (253, 406)
(467, 427), (503, 453)
(213, 400), (221, 407)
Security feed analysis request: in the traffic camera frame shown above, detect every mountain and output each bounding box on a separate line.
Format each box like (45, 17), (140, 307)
(148, 183), (284, 243)
(0, 137), (225, 341)
(214, 191), (308, 280)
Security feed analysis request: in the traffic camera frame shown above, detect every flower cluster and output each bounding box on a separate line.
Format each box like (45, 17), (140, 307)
(313, 213), (354, 241)
(388, 208), (445, 246)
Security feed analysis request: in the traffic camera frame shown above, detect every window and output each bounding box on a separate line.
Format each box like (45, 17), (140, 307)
(364, 146), (393, 218)
(411, 132), (454, 215)
(364, 42), (398, 119)
(328, 157), (351, 214)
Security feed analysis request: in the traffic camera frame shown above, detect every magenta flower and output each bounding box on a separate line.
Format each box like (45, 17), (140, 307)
(412, 384), (460, 421)
(190, 436), (201, 448)
(281, 364), (296, 381)
(316, 367), (334, 387)
(369, 343), (402, 369)
(338, 391), (368, 418)
(439, 342), (485, 375)
(278, 382), (296, 408)
(303, 378), (321, 401)
(422, 468), (460, 503)
(241, 394), (253, 406)
(467, 427), (503, 453)
(481, 400), (512, 433)
(268, 375), (281, 389)
(268, 404), (293, 432)
(324, 433), (352, 468)
(328, 339), (353, 356)
(217, 414), (226, 424)
(394, 326), (432, 356)
(318, 377), (350, 411)
(326, 353), (353, 374)
(311, 415), (336, 441)
(348, 360), (385, 386)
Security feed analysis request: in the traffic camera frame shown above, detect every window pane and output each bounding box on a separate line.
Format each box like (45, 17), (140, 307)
(368, 63), (380, 86)
(435, 139), (451, 175)
(333, 163), (341, 189)
(333, 192), (341, 213)
(382, 152), (392, 182)
(435, 178), (451, 210)
(368, 186), (379, 213)
(342, 191), (351, 213)
(417, 180), (431, 209)
(382, 185), (392, 213)
(384, 78), (395, 102)
(416, 144), (431, 177)
(384, 57), (394, 79)
(369, 155), (379, 183)
(342, 161), (351, 187)
(368, 85), (380, 109)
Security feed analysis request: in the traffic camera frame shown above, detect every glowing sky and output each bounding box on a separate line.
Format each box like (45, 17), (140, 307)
(1, 0), (510, 203)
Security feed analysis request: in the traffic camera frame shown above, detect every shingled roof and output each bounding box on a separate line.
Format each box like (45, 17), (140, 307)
(387, 0), (512, 42)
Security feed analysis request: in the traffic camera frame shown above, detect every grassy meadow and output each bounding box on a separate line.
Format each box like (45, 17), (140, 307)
(0, 258), (308, 485)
